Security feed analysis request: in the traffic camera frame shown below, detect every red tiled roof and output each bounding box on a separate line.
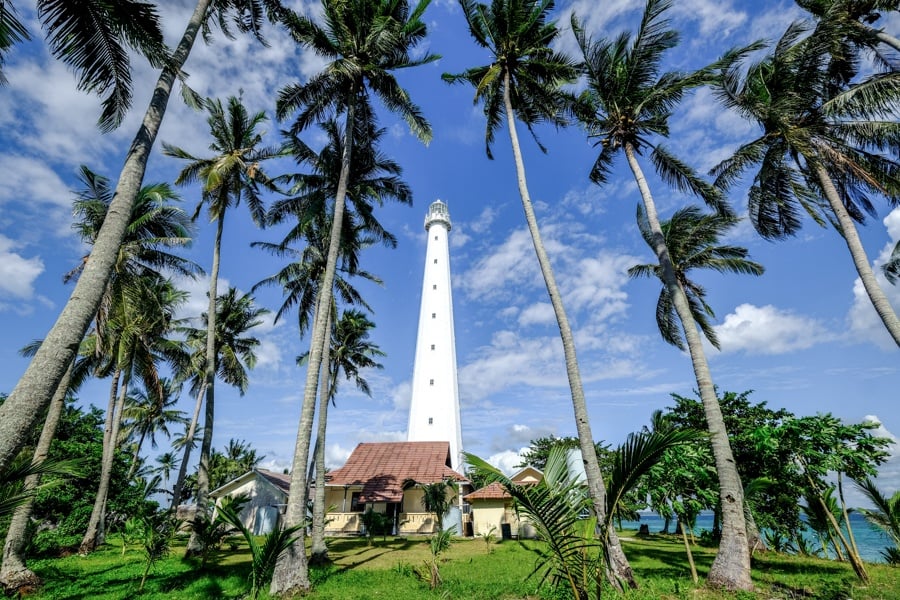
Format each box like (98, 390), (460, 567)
(326, 442), (468, 503)
(463, 482), (510, 501)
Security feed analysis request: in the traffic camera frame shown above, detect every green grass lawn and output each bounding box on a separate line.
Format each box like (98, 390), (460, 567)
(21, 533), (900, 599)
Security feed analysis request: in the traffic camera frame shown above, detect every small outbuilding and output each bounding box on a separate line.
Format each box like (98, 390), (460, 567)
(463, 466), (543, 539)
(208, 468), (290, 535)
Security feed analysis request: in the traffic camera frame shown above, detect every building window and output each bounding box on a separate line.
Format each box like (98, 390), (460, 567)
(433, 259), (437, 264)
(432, 284), (437, 290)
(429, 379), (434, 385)
(432, 313), (436, 318)
(430, 344), (435, 350)
(434, 235), (438, 241)
(350, 492), (364, 512)
(428, 417), (433, 425)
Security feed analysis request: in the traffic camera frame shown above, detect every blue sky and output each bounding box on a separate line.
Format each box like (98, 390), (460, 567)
(1, 0), (898, 507)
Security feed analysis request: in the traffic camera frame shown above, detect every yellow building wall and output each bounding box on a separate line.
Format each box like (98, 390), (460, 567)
(470, 500), (512, 536)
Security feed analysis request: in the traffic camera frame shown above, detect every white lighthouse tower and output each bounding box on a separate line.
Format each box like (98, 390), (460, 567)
(407, 200), (464, 471)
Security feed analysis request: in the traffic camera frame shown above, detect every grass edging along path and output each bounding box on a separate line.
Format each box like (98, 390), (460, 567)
(23, 534), (900, 599)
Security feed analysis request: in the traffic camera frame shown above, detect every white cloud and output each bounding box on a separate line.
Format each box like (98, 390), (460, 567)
(0, 155), (74, 238)
(254, 338), (283, 370)
(564, 252), (634, 319)
(497, 423), (556, 451)
(714, 303), (831, 354)
(518, 302), (555, 327)
(325, 442), (354, 470)
(670, 0), (746, 37)
(459, 330), (566, 401)
(469, 206), (500, 234)
(0, 235), (44, 303)
(457, 228), (539, 301)
(485, 449), (530, 476)
(391, 380), (412, 411)
(847, 209), (900, 349)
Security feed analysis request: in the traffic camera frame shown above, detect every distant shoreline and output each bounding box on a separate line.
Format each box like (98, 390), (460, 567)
(618, 511), (891, 563)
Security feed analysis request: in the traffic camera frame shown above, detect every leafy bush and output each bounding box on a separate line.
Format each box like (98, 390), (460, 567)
(360, 508), (392, 544)
(138, 513), (179, 591)
(189, 495), (249, 566)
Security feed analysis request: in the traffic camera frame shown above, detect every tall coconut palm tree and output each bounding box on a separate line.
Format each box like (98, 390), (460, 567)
(164, 95), (282, 554)
(628, 205), (764, 349)
(0, 0), (167, 129)
(80, 276), (188, 553)
(66, 166), (200, 342)
(573, 0), (756, 589)
(443, 0), (635, 586)
(121, 378), (188, 480)
(168, 288), (268, 512)
(631, 213), (765, 553)
(270, 1), (436, 593)
(712, 22), (900, 347)
(2, 168), (195, 580)
(154, 451), (179, 491)
(307, 309), (384, 562)
(263, 118), (402, 564)
(268, 118), (408, 256)
(260, 119), (400, 562)
(796, 0), (900, 56)
(53, 166), (194, 555)
(0, 351), (84, 591)
(0, 0), (286, 476)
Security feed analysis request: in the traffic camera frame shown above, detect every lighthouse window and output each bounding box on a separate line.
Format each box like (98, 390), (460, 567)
(434, 235), (438, 240)
(428, 418), (433, 425)
(432, 284), (437, 290)
(433, 259), (437, 264)
(429, 379), (434, 385)
(432, 313), (436, 319)
(430, 344), (435, 350)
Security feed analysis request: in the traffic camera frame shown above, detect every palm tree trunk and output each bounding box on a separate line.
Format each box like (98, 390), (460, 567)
(169, 381), (205, 512)
(126, 431), (148, 480)
(812, 163), (900, 346)
(0, 0), (213, 474)
(187, 209), (225, 556)
(501, 75), (635, 589)
(311, 313), (334, 564)
(271, 93), (358, 598)
(807, 474), (868, 581)
(837, 472), (863, 562)
(874, 30), (900, 53)
(745, 506), (762, 554)
(0, 362), (72, 592)
(81, 368), (132, 553)
(624, 143), (752, 591)
(679, 513), (699, 584)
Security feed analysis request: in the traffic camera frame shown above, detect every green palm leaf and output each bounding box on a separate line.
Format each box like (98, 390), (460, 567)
(38, 0), (168, 131)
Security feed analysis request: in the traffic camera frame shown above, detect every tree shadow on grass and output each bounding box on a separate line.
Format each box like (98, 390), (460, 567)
(751, 553), (849, 577)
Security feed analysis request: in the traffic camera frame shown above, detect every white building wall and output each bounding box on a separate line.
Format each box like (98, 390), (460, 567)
(407, 200), (464, 470)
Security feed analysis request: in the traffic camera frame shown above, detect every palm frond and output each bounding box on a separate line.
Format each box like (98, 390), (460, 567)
(651, 145), (731, 215)
(38, 0), (167, 131)
(883, 240), (900, 285)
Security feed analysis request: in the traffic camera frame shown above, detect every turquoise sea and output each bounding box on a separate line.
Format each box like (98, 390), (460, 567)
(619, 512), (893, 563)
